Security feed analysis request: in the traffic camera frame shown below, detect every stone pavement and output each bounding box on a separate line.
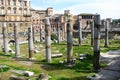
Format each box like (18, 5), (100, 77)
(94, 50), (120, 80)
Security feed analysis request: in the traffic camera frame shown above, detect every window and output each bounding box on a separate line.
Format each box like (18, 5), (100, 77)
(8, 0), (10, 5)
(9, 23), (12, 27)
(24, 9), (27, 14)
(0, 0), (4, 5)
(19, 8), (22, 14)
(20, 23), (22, 26)
(8, 8), (11, 14)
(24, 1), (27, 6)
(18, 0), (21, 6)
(13, 8), (17, 14)
(28, 1), (30, 6)
(25, 23), (27, 26)
(1, 7), (4, 14)
(13, 0), (16, 6)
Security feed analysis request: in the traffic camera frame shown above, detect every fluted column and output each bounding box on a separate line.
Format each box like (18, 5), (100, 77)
(39, 24), (42, 42)
(91, 21), (94, 46)
(57, 22), (60, 43)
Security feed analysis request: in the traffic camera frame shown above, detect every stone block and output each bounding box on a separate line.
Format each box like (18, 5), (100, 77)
(34, 50), (40, 53)
(51, 53), (63, 58)
(78, 54), (85, 57)
(24, 71), (34, 77)
(59, 60), (64, 64)
(36, 73), (50, 80)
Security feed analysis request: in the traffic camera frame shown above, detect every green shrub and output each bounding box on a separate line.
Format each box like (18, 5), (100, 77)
(51, 33), (58, 40)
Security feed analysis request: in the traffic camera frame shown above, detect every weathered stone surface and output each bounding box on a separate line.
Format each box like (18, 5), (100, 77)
(67, 20), (73, 64)
(28, 26), (34, 59)
(53, 39), (58, 43)
(78, 54), (87, 60)
(78, 57), (84, 60)
(11, 70), (34, 77)
(11, 70), (24, 75)
(104, 20), (109, 47)
(71, 58), (76, 64)
(36, 73), (50, 80)
(90, 21), (94, 46)
(14, 22), (20, 57)
(34, 50), (40, 53)
(93, 14), (101, 70)
(24, 71), (34, 77)
(107, 50), (120, 55)
(51, 53), (63, 58)
(95, 50), (120, 80)
(78, 54), (85, 57)
(45, 18), (51, 62)
(78, 17), (82, 45)
(2, 22), (9, 55)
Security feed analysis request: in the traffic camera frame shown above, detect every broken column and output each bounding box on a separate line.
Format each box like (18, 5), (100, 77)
(90, 20), (94, 46)
(2, 22), (8, 55)
(39, 24), (42, 42)
(45, 18), (51, 62)
(32, 25), (35, 42)
(14, 22), (20, 57)
(57, 22), (60, 44)
(28, 26), (34, 59)
(104, 20), (109, 47)
(67, 20), (73, 64)
(93, 14), (101, 70)
(78, 16), (82, 46)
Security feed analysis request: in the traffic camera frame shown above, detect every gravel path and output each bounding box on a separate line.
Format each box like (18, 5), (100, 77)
(94, 50), (120, 80)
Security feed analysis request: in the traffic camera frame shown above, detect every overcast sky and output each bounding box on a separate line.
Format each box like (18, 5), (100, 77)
(31, 0), (120, 19)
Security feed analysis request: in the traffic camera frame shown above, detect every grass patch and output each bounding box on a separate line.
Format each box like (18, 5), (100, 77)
(0, 38), (120, 80)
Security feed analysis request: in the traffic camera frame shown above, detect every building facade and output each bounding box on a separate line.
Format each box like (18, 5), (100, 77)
(31, 7), (53, 32)
(0, 0), (31, 37)
(0, 0), (105, 42)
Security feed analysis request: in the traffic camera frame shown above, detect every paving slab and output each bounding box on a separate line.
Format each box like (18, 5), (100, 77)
(94, 50), (120, 80)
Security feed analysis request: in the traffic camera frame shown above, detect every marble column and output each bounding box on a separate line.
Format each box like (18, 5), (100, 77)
(93, 14), (101, 70)
(14, 22), (20, 57)
(2, 22), (8, 55)
(67, 20), (73, 64)
(45, 18), (51, 62)
(78, 18), (82, 46)
(90, 21), (94, 46)
(28, 26), (34, 59)
(104, 21), (109, 47)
